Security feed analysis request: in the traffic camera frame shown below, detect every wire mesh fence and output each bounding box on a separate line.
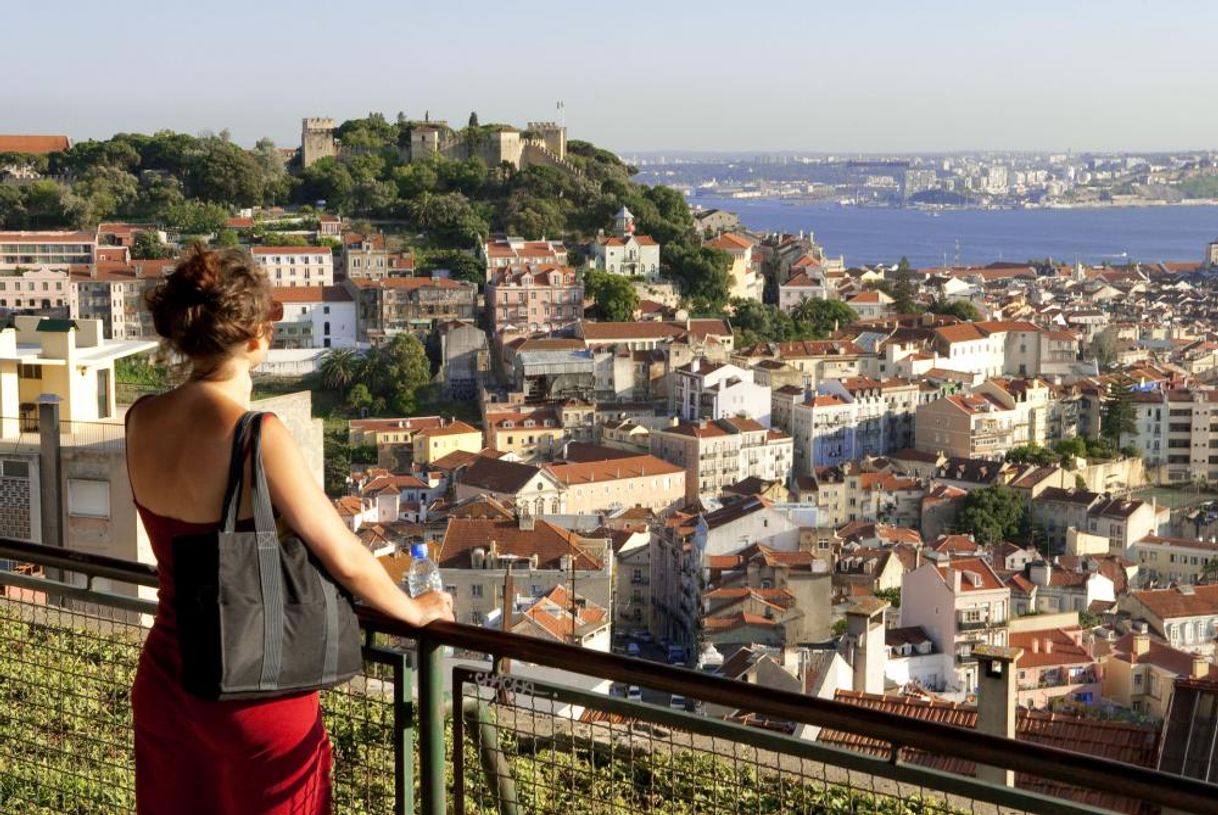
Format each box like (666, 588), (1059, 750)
(0, 591), (403, 815)
(445, 665), (1134, 815)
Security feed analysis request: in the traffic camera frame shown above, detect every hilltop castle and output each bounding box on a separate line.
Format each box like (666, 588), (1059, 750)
(300, 117), (578, 175)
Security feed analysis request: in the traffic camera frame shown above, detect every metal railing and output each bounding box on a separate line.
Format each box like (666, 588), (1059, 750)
(1, 536), (1216, 815)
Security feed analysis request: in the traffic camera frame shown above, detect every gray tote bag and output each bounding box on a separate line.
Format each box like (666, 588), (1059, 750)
(172, 411), (362, 700)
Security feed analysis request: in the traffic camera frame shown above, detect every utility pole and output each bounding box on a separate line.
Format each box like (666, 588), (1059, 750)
(500, 557), (518, 676)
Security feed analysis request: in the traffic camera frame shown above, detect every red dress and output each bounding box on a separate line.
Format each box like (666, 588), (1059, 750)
(131, 500), (333, 814)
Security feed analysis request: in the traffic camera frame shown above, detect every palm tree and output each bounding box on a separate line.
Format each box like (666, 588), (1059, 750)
(358, 347), (391, 396)
(791, 296), (818, 325)
(318, 348), (358, 392)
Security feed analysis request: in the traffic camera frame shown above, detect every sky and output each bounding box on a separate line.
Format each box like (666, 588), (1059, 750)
(6, 0), (1217, 154)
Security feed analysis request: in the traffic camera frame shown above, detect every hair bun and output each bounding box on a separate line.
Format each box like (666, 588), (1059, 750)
(146, 242), (271, 362)
(173, 246), (223, 305)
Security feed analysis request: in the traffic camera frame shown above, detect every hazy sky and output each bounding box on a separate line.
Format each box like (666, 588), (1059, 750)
(7, 0), (1216, 154)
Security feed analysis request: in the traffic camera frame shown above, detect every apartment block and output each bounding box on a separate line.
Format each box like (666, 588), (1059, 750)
(251, 247), (335, 287)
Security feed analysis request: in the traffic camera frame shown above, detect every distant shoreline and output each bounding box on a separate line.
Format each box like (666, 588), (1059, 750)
(688, 195), (1218, 213)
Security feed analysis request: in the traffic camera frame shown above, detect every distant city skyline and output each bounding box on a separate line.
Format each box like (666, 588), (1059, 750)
(7, 0), (1218, 154)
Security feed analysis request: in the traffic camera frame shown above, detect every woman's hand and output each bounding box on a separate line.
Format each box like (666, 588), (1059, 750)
(412, 591), (455, 625)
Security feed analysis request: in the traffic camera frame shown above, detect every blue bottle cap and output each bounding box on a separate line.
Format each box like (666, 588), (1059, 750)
(411, 543), (429, 559)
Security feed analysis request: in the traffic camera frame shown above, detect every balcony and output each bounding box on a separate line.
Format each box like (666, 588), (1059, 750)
(0, 538), (1212, 815)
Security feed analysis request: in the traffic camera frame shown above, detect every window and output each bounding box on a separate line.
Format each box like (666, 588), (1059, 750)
(471, 585), (483, 598)
(2, 459), (30, 478)
(67, 479), (110, 519)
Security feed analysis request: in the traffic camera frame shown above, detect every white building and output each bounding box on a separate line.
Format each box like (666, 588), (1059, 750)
(270, 285), (358, 350)
(900, 556), (1010, 693)
(251, 246), (335, 287)
(779, 269), (832, 313)
(587, 208), (660, 279)
(674, 358), (771, 427)
(788, 377), (920, 473)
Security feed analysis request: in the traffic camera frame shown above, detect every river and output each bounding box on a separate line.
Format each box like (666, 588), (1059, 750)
(692, 197), (1218, 268)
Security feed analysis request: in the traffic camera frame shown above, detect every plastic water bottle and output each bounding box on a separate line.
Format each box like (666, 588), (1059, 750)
(405, 543), (443, 598)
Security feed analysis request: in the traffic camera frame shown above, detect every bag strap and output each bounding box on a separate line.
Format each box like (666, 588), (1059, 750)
(219, 412), (260, 532)
(246, 412), (285, 691)
(245, 413), (280, 536)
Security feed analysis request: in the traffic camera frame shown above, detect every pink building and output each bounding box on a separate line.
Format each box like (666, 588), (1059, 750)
(486, 264), (583, 337)
(1009, 626), (1100, 709)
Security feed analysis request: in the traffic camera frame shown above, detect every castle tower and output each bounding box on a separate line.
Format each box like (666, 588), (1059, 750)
(301, 118), (337, 168)
(527, 121), (567, 160)
(613, 206), (635, 238)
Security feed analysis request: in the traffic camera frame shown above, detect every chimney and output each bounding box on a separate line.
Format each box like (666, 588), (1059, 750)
(1193, 655), (1209, 679)
(845, 598), (889, 695)
(1131, 632), (1150, 657)
(974, 645), (1023, 788)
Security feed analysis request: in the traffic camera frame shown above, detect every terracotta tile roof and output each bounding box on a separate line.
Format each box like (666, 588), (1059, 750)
(934, 323), (987, 344)
(334, 496), (364, 517)
(271, 284), (353, 303)
(1130, 583), (1218, 621)
(547, 454), (683, 485)
(0, 135), (69, 154)
(1010, 627), (1094, 669)
(703, 611), (779, 631)
(934, 558), (1006, 592)
(823, 690), (1160, 814)
(707, 233), (752, 251)
(438, 518), (604, 570)
(416, 420), (480, 439)
(350, 416), (443, 434)
(1109, 632), (1218, 679)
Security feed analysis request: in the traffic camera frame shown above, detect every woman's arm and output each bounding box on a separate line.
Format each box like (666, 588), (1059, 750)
(258, 413), (453, 627)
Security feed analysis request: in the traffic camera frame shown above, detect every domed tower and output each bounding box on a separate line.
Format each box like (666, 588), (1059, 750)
(613, 206), (635, 238)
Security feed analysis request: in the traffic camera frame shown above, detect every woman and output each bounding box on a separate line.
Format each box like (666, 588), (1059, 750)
(125, 244), (453, 814)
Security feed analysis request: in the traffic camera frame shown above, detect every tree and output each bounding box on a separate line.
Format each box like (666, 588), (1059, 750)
(956, 485), (1028, 546)
(1005, 444), (1059, 467)
(790, 298), (858, 337)
(417, 249), (483, 285)
(874, 588), (901, 608)
(131, 231), (172, 259)
(1101, 382), (1137, 445)
(928, 298), (981, 322)
(345, 383), (373, 413)
(468, 111), (479, 128)
(1090, 326), (1121, 372)
(319, 348), (360, 391)
(164, 200), (229, 234)
(890, 263), (920, 314)
(663, 245), (732, 311)
(584, 270), (638, 322)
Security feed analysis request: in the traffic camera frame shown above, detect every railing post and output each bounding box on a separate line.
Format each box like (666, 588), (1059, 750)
(417, 631), (446, 815)
(37, 396), (63, 551)
(393, 649), (413, 815)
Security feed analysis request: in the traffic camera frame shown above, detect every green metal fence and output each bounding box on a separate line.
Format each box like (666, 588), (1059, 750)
(2, 537), (1217, 815)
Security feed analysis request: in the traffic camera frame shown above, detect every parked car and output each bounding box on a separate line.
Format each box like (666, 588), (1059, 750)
(667, 645), (686, 665)
(669, 694), (687, 710)
(633, 630), (653, 643)
(626, 642), (641, 657)
(626, 686), (642, 701)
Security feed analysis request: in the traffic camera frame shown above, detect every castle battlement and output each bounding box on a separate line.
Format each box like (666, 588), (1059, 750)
(303, 117), (336, 130)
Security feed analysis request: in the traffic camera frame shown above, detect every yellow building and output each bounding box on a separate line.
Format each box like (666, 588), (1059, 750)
(411, 419), (482, 465)
(1, 315), (156, 438)
(483, 407), (566, 462)
(1102, 630), (1217, 719)
(547, 455), (686, 516)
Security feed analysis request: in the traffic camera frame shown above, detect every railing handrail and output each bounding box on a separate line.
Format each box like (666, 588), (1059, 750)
(1, 536), (1215, 814)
